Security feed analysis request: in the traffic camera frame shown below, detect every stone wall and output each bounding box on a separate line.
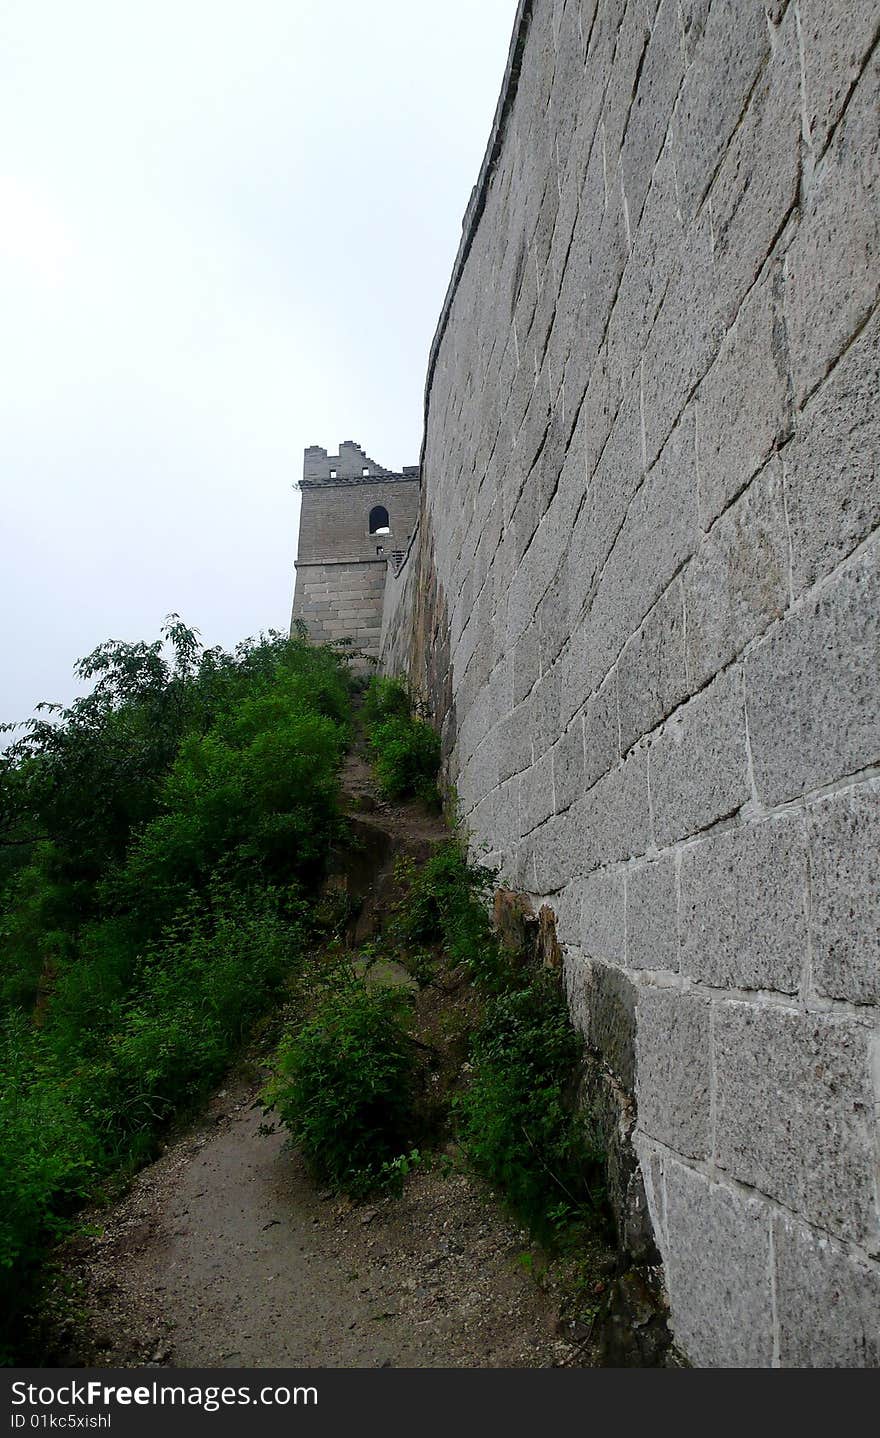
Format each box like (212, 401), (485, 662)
(382, 0), (880, 1366)
(293, 558), (389, 659)
(291, 440), (420, 660)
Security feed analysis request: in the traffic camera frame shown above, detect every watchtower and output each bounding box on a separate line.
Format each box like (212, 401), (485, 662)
(290, 440), (420, 660)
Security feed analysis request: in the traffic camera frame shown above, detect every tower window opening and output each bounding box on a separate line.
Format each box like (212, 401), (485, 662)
(362, 467), (370, 476)
(369, 504), (390, 535)
(330, 468), (337, 478)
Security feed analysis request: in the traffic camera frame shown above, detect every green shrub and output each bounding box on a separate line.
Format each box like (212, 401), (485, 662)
(0, 623), (350, 1356)
(362, 677), (441, 805)
(265, 977), (417, 1197)
(392, 843), (501, 984)
(368, 715), (441, 804)
(457, 973), (605, 1242)
(362, 675), (411, 726)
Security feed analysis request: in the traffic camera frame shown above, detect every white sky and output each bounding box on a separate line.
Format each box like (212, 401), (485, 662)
(0, 0), (516, 727)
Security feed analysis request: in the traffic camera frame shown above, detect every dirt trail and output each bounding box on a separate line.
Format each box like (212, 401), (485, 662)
(49, 745), (596, 1369)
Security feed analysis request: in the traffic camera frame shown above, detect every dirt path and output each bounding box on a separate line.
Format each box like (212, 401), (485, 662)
(47, 742), (598, 1369)
(54, 1070), (588, 1368)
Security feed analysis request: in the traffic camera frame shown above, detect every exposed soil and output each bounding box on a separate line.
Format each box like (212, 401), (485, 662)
(41, 740), (609, 1369)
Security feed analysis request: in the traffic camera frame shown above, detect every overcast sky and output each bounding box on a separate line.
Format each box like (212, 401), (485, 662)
(0, 0), (516, 728)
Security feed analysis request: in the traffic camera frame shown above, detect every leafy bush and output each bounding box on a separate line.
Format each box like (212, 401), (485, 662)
(265, 976), (417, 1197)
(0, 621), (351, 1356)
(368, 716), (441, 804)
(390, 840), (606, 1243)
(456, 973), (605, 1241)
(362, 677), (441, 805)
(362, 675), (411, 726)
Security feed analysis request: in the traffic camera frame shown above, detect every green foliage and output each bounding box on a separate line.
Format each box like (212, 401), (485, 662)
(265, 975), (418, 1198)
(392, 843), (501, 984)
(362, 676), (411, 726)
(362, 678), (440, 805)
(0, 620), (351, 1357)
(456, 974), (605, 1242)
(393, 840), (607, 1244)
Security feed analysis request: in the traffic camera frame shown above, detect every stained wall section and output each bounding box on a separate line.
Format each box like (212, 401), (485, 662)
(383, 0), (880, 1366)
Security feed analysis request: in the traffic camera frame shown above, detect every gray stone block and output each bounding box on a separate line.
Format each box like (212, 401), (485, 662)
(663, 1161), (774, 1368)
(552, 715), (584, 814)
(684, 459), (790, 688)
(785, 310), (880, 596)
(607, 144), (683, 398)
(649, 666), (750, 846)
(797, 0), (879, 156)
(784, 50), (880, 406)
(570, 745), (652, 872)
(513, 622), (540, 704)
(642, 222), (721, 467)
(578, 869), (626, 965)
(583, 674), (619, 789)
(774, 1213), (880, 1367)
(583, 407), (699, 690)
(636, 986), (712, 1159)
(745, 542), (880, 805)
(626, 855), (678, 972)
(620, 0), (683, 230)
(807, 783), (880, 1005)
(714, 1002), (878, 1247)
(696, 263), (792, 530)
(617, 578), (688, 754)
(531, 811), (571, 894)
(709, 5), (801, 329)
(584, 958), (638, 1092)
(679, 814), (807, 993)
(519, 748), (554, 835)
(496, 709), (530, 789)
(673, 0), (769, 223)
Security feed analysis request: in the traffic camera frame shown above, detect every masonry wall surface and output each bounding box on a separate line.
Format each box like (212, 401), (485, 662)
(292, 441), (420, 660)
(382, 0), (880, 1366)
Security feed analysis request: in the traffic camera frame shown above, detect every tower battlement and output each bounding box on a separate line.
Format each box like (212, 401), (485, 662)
(290, 440), (420, 661)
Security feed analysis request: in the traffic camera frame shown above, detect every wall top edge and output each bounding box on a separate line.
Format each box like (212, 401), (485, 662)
(418, 0), (533, 461)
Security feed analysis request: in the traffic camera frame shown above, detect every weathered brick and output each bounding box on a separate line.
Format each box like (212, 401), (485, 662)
(626, 855), (678, 971)
(684, 459), (790, 688)
(784, 51), (880, 406)
(745, 542), (880, 805)
(679, 814), (807, 992)
(584, 958), (639, 1092)
(774, 1214), (880, 1368)
(696, 263), (792, 529)
(636, 987), (712, 1158)
(663, 1163), (774, 1368)
(807, 784), (880, 1005)
(649, 666), (750, 846)
(785, 310), (880, 596)
(714, 1003), (878, 1247)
